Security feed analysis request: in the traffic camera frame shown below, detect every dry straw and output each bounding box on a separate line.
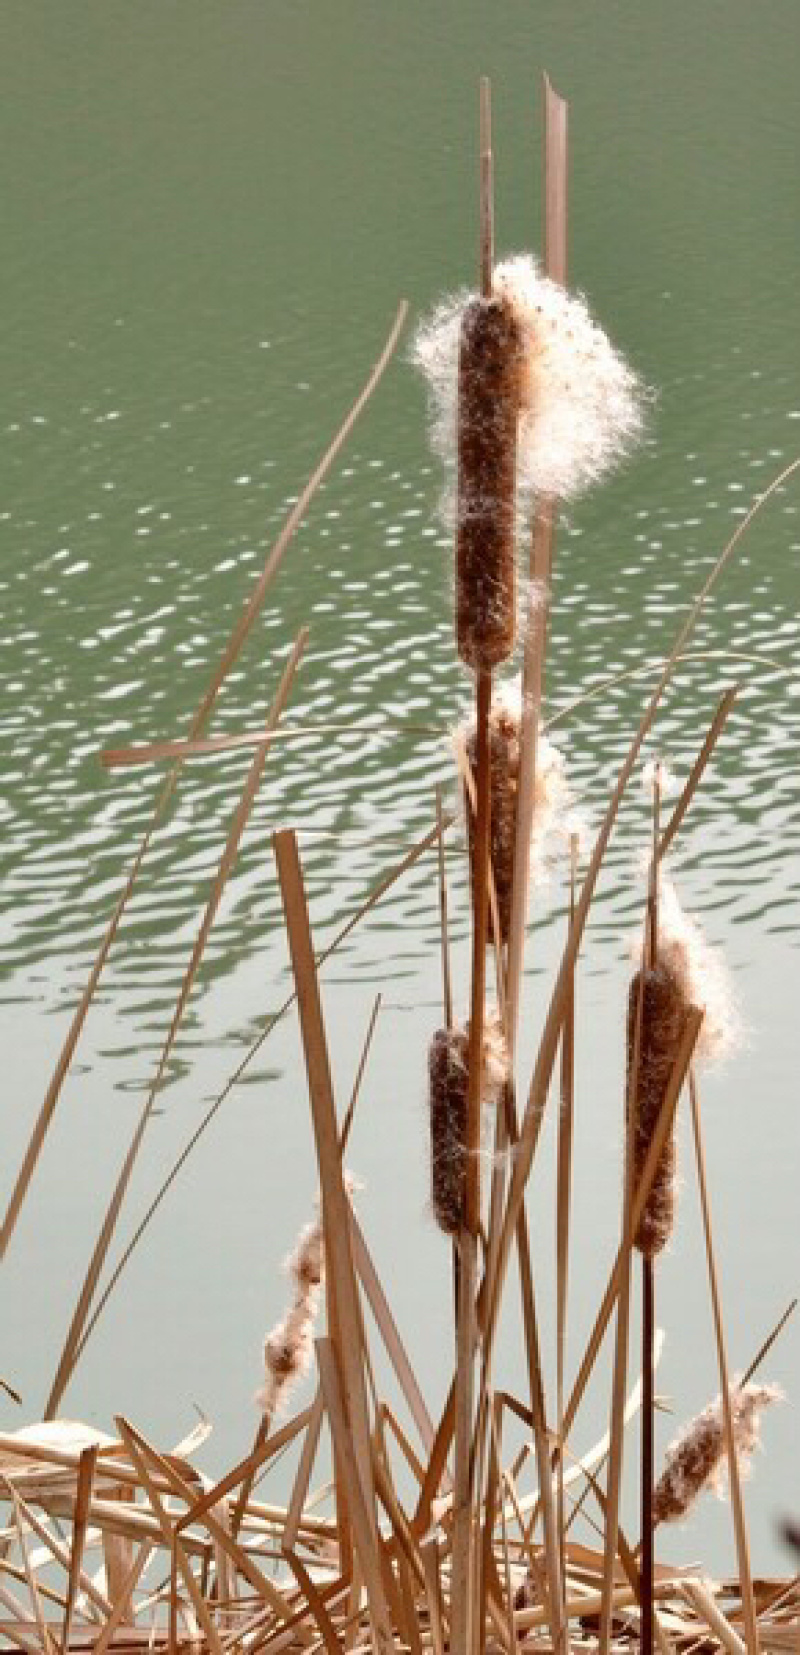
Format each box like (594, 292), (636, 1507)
(653, 1380), (783, 1526)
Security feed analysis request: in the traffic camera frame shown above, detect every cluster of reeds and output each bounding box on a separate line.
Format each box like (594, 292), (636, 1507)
(1, 69), (798, 1655)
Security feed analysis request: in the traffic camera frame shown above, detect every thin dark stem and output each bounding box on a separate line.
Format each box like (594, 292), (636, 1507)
(641, 1255), (655, 1655)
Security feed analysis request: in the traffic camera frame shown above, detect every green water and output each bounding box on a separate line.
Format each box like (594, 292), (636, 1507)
(2, 1), (799, 1576)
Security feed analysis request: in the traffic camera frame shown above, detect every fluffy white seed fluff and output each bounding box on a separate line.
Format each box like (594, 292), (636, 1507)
(413, 253), (646, 514)
(256, 1176), (356, 1417)
(656, 874), (740, 1062)
(653, 1380), (783, 1525)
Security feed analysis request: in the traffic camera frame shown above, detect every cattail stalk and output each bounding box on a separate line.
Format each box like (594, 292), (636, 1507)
(641, 759), (662, 1655)
(452, 81), (499, 1655)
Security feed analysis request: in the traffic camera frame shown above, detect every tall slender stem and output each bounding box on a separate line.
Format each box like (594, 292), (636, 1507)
(641, 1254), (655, 1655)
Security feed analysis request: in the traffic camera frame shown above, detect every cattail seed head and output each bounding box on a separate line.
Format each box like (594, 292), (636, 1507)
(256, 1178), (356, 1418)
(456, 295), (522, 669)
(287, 1221), (325, 1294)
(653, 1380), (782, 1526)
(428, 1016), (508, 1234)
(626, 963), (686, 1258)
(456, 683), (568, 944)
(257, 1294), (316, 1415)
(412, 254), (645, 528)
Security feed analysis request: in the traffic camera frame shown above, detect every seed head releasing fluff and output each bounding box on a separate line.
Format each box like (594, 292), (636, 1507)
(454, 680), (568, 945)
(256, 1182), (354, 1416)
(413, 253), (646, 523)
(454, 295), (522, 668)
(428, 1015), (508, 1234)
(626, 873), (739, 1257)
(653, 1381), (782, 1525)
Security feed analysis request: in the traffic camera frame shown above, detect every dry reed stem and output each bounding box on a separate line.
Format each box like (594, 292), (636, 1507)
(4, 1483), (57, 1655)
(351, 1214), (441, 1477)
(273, 830), (389, 1648)
(480, 450), (800, 1389)
(75, 811), (456, 1357)
(689, 1072), (759, 1655)
(314, 1339), (392, 1655)
(60, 1444), (97, 1655)
(436, 787), (453, 1031)
(118, 1414), (304, 1633)
(0, 1472), (112, 1622)
(178, 1405), (314, 1537)
(556, 834), (578, 1610)
(282, 1390), (325, 1556)
(657, 686), (739, 862)
(598, 993), (640, 1655)
(113, 1422), (224, 1655)
(741, 1299), (797, 1386)
(101, 716), (441, 770)
(0, 302), (407, 1264)
(504, 67), (567, 1050)
(681, 1581), (747, 1655)
(44, 630), (308, 1420)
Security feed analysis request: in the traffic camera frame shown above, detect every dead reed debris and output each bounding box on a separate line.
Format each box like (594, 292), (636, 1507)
(653, 1381), (783, 1526)
(428, 1015), (508, 1234)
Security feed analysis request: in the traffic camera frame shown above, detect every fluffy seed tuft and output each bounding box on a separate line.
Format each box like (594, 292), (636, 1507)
(413, 253), (646, 523)
(653, 1380), (783, 1525)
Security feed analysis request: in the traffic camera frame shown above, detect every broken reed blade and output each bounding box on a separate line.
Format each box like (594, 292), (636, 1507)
(428, 1016), (508, 1235)
(456, 294), (522, 669)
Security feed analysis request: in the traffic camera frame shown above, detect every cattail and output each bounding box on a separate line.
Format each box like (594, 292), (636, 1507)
(456, 683), (567, 945)
(626, 871), (739, 1256)
(413, 253), (645, 528)
(455, 295), (522, 669)
(256, 1182), (354, 1416)
(653, 1381), (782, 1526)
(626, 963), (686, 1258)
(428, 1015), (508, 1234)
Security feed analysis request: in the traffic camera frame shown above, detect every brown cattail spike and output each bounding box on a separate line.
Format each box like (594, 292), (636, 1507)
(428, 1017), (507, 1234)
(466, 697), (519, 942)
(460, 688), (566, 946)
(653, 1381), (782, 1526)
(456, 295), (522, 669)
(428, 1026), (469, 1235)
(626, 964), (686, 1258)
